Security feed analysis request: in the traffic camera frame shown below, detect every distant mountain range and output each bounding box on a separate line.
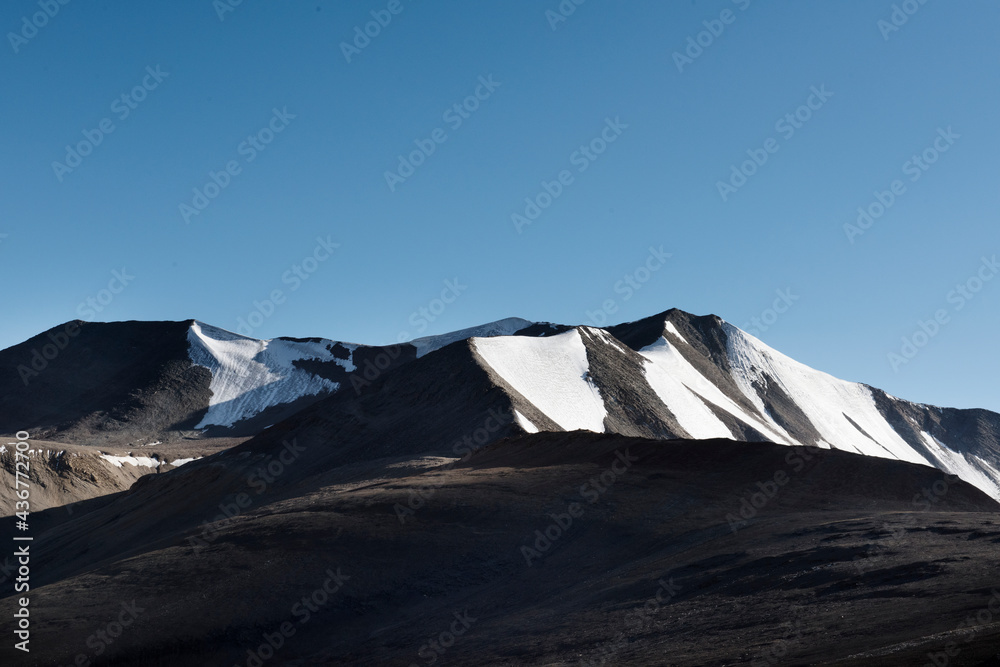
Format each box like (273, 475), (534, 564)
(2, 309), (999, 501)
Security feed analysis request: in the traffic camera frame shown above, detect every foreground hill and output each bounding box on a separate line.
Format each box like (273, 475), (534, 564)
(1, 432), (998, 666)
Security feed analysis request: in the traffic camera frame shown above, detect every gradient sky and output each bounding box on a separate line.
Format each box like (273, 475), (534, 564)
(1, 1), (998, 411)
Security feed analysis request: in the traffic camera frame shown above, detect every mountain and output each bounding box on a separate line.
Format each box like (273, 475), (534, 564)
(0, 317), (544, 514)
(229, 308), (1000, 502)
(3, 309), (1000, 503)
(4, 308), (1000, 665)
(0, 317), (540, 443)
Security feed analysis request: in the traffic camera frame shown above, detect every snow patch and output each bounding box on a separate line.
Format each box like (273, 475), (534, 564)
(473, 329), (607, 433)
(100, 453), (161, 469)
(170, 457), (200, 467)
(640, 336), (791, 444)
(411, 317), (533, 358)
(723, 323), (930, 466)
(514, 410), (539, 434)
(639, 339), (734, 440)
(919, 432), (1000, 500)
(663, 320), (689, 346)
(188, 321), (356, 428)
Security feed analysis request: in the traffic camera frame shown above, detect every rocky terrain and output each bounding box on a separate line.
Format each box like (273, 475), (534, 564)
(3, 309), (1000, 665)
(2, 433), (1000, 666)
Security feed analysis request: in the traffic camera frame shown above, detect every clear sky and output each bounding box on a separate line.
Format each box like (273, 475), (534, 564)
(2, 1), (998, 411)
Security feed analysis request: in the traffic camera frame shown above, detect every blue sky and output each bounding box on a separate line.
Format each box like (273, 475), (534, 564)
(2, 1), (998, 411)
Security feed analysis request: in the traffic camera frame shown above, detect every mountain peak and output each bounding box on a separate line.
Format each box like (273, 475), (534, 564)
(409, 316), (535, 358)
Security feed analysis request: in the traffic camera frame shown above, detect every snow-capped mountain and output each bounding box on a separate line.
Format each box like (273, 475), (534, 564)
(477, 310), (1000, 499)
(0, 317), (538, 442)
(187, 321), (357, 429)
(238, 309), (1000, 502)
(3, 310), (998, 500)
(185, 318), (544, 430)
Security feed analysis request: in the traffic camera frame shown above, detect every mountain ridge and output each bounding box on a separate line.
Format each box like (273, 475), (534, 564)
(3, 309), (999, 502)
